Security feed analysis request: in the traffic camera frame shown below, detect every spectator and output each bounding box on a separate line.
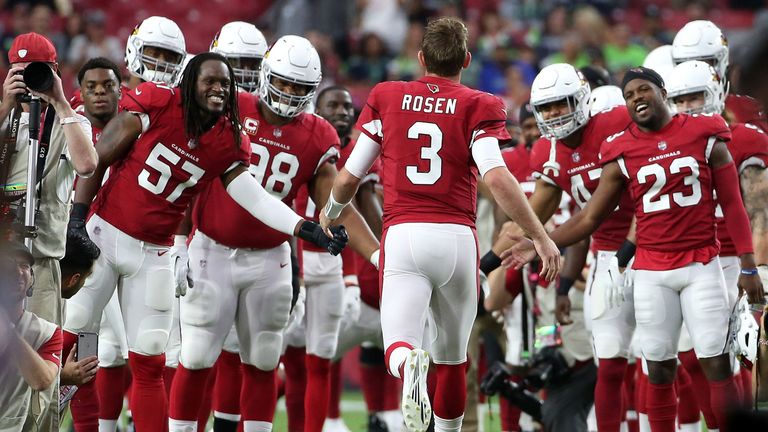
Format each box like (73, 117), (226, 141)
(0, 4), (30, 67)
(344, 32), (391, 84)
(0, 242), (63, 430)
(536, 5), (570, 60)
(635, 4), (674, 47)
(477, 10), (511, 59)
(59, 13), (83, 65)
(542, 32), (590, 69)
(358, 0), (408, 54)
(387, 22), (422, 81)
(0, 32), (97, 429)
(572, 5), (608, 51)
(603, 23), (648, 73)
(67, 11), (122, 72)
(500, 65), (530, 123)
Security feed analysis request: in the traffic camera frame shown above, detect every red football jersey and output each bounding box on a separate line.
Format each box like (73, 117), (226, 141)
(716, 122), (768, 256)
(529, 106), (633, 251)
(193, 93), (340, 249)
(726, 94), (768, 133)
(91, 82), (251, 246)
(355, 76), (511, 229)
(600, 113), (732, 270)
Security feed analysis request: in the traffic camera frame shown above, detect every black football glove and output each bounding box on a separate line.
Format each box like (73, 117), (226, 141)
(298, 221), (348, 256)
(68, 202), (89, 237)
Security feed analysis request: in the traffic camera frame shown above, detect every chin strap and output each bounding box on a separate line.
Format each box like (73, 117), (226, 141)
(542, 136), (561, 178)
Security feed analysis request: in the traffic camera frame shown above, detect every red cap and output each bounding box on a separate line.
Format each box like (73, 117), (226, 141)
(8, 32), (57, 64)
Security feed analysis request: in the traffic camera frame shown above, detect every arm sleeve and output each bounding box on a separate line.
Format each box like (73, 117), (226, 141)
(345, 133), (382, 180)
(713, 161), (755, 255)
(225, 170), (303, 236)
(471, 136), (506, 178)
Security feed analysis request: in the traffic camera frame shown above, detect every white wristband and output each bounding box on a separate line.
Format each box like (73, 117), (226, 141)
(59, 116), (81, 125)
(323, 191), (349, 219)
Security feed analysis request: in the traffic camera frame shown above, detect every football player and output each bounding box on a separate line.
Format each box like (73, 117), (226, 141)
(320, 17), (559, 432)
(167, 37), (377, 432)
(504, 66), (764, 432)
(65, 57), (124, 432)
(672, 20), (768, 132)
(666, 60), (768, 427)
(485, 63), (635, 432)
(62, 52), (348, 430)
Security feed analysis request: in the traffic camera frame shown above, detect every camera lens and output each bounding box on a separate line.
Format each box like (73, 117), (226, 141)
(22, 62), (54, 93)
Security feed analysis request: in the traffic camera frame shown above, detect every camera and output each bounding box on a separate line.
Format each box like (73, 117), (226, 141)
(16, 61), (54, 103)
(480, 345), (571, 421)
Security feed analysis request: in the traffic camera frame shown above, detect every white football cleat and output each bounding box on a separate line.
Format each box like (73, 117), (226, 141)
(322, 417), (352, 432)
(401, 349), (431, 432)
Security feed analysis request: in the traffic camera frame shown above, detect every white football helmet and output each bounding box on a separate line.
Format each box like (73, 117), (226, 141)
(672, 20), (729, 82)
(125, 16), (186, 85)
(730, 296), (760, 364)
(258, 35), (322, 118)
(666, 60), (725, 115)
(589, 85), (625, 116)
(530, 63), (591, 140)
(211, 22), (268, 93)
(643, 45), (675, 84)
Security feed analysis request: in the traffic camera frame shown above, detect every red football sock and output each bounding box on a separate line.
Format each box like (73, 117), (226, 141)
(636, 363), (647, 416)
(383, 370), (401, 410)
(283, 346), (307, 432)
(675, 365), (700, 425)
(679, 350), (717, 428)
(710, 375), (739, 432)
(213, 350), (242, 418)
(328, 360), (342, 419)
(198, 369), (215, 432)
(97, 366), (126, 420)
(164, 366), (176, 400)
(623, 363), (638, 432)
(499, 378), (522, 431)
(595, 358), (628, 432)
(360, 362), (386, 411)
(305, 354), (332, 432)
(241, 364), (278, 422)
(128, 351), (168, 431)
(433, 363), (467, 420)
(70, 378), (98, 432)
(645, 382), (676, 432)
(740, 368), (753, 408)
(168, 363), (212, 421)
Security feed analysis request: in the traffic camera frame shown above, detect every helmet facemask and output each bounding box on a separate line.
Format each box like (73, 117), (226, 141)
(259, 65), (317, 118)
(225, 56), (262, 93)
(532, 91), (589, 140)
(131, 42), (184, 85)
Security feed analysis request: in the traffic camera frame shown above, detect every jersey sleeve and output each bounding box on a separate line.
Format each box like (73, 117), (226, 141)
(731, 123), (768, 173)
(121, 82), (175, 133)
(599, 131), (628, 168)
(529, 137), (557, 184)
(355, 84), (384, 144)
(701, 114), (732, 143)
(470, 95), (511, 145)
(38, 327), (63, 367)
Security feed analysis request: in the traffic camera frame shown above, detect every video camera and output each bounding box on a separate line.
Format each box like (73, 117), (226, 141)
(16, 61), (54, 103)
(480, 325), (571, 421)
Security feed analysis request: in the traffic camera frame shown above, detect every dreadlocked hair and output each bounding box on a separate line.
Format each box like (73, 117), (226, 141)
(179, 52), (242, 150)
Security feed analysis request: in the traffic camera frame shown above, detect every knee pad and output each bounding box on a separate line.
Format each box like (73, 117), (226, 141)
(693, 330), (728, 358)
(98, 340), (126, 368)
(134, 314), (171, 356)
(179, 342), (219, 370)
(308, 334), (339, 359)
(244, 331), (282, 370)
(360, 346), (385, 366)
(180, 280), (222, 327)
(641, 337), (676, 362)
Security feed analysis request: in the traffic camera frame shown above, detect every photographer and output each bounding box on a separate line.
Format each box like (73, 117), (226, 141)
(483, 252), (596, 432)
(0, 32), (97, 429)
(0, 242), (63, 431)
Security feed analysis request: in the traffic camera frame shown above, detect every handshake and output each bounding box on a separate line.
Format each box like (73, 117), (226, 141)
(298, 220), (348, 256)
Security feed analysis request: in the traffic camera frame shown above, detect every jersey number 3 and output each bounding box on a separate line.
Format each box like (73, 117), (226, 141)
(406, 122), (442, 185)
(637, 156), (702, 213)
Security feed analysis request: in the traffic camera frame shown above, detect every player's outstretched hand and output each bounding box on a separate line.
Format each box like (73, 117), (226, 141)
(739, 272), (766, 305)
(298, 221), (348, 256)
(499, 236), (537, 269)
(319, 212), (336, 238)
(555, 295), (573, 325)
(534, 236), (561, 282)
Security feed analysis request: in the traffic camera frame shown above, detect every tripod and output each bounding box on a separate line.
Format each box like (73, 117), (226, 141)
(22, 95), (41, 250)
